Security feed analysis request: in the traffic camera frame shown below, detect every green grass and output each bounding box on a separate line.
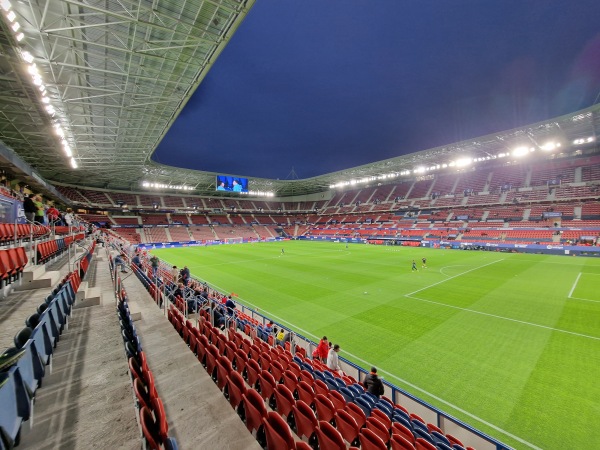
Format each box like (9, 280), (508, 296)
(150, 241), (600, 449)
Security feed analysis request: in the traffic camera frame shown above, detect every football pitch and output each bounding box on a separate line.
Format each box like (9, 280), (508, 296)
(150, 241), (600, 450)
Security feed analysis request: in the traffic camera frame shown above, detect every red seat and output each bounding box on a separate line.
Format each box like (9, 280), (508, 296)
(392, 422), (415, 444)
(371, 408), (392, 430)
(134, 378), (152, 409)
(140, 406), (161, 450)
(295, 441), (312, 450)
(271, 360), (285, 383)
(225, 371), (246, 409)
(314, 394), (336, 424)
(259, 351), (272, 369)
(328, 389), (346, 410)
(282, 370), (299, 396)
(315, 420), (346, 450)
(234, 348), (249, 374)
(205, 344), (219, 378)
(273, 384), (296, 419)
(366, 416), (390, 445)
(292, 400), (318, 444)
(287, 361), (302, 378)
(391, 434), (417, 450)
(197, 334), (209, 366)
(258, 369), (277, 405)
(241, 388), (267, 433)
(335, 409), (360, 446)
(314, 379), (329, 397)
(263, 411), (296, 450)
(345, 402), (367, 429)
(446, 434), (465, 448)
(246, 358), (261, 388)
(216, 355), (233, 390)
(415, 438), (437, 450)
(360, 427), (388, 450)
(151, 396), (168, 443)
(297, 380), (316, 408)
(426, 423), (443, 435)
(299, 369), (314, 385)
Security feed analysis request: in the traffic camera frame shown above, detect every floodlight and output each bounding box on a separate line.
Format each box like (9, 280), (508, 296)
(70, 157), (78, 169)
(587, 137), (595, 142)
(11, 21), (19, 32)
(512, 146), (531, 157)
(6, 10), (15, 21)
(540, 142), (558, 151)
(455, 157), (472, 167)
(15, 32), (23, 41)
(64, 146), (72, 157)
(0, 0), (11, 12)
(21, 51), (33, 63)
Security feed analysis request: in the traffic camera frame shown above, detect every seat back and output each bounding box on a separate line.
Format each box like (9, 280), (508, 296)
(241, 388), (267, 433)
(335, 409), (360, 446)
(274, 383), (296, 418)
(225, 371), (246, 409)
(360, 427), (388, 450)
(391, 433), (417, 450)
(292, 400), (318, 441)
(263, 411), (295, 450)
(140, 406), (160, 450)
(315, 420), (346, 450)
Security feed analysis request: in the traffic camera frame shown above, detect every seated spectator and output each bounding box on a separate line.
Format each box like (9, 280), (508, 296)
(131, 253), (142, 270)
(225, 296), (236, 316)
(114, 253), (127, 273)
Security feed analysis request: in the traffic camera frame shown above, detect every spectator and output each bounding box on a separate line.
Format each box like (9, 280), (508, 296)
(180, 265), (190, 286)
(131, 253), (142, 270)
(225, 295), (236, 316)
(23, 194), (37, 223)
(33, 195), (45, 224)
(312, 336), (329, 362)
(63, 208), (74, 227)
(363, 367), (385, 398)
(46, 204), (60, 224)
(150, 255), (159, 277)
(171, 265), (179, 283)
(326, 344), (342, 375)
(114, 253), (127, 273)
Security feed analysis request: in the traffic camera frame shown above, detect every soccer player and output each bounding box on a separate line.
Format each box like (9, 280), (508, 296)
(411, 260), (418, 271)
(281, 248), (285, 255)
(421, 257), (427, 269)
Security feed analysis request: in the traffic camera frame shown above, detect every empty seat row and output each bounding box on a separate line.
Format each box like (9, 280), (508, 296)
(115, 277), (178, 450)
(0, 271), (79, 449)
(0, 223), (49, 245)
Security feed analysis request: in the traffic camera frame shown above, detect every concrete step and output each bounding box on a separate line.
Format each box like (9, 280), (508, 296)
(14, 270), (61, 291)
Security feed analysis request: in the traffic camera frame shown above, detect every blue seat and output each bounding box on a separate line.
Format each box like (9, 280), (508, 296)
(354, 396), (372, 416)
(164, 437), (179, 450)
(15, 340), (44, 397)
(347, 383), (364, 397)
(436, 443), (454, 450)
(339, 386), (356, 402)
(413, 427), (435, 444)
(363, 391), (378, 404)
(432, 430), (451, 447)
(31, 322), (53, 366)
(0, 366), (31, 447)
(392, 413), (412, 430)
(374, 399), (392, 415)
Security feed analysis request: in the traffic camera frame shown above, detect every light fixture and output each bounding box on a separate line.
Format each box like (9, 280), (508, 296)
(70, 158), (78, 169)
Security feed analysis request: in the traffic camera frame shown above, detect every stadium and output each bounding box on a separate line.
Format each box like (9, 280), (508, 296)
(0, 1), (599, 450)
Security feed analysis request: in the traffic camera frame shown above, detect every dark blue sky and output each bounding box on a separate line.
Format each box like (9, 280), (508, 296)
(153, 0), (600, 180)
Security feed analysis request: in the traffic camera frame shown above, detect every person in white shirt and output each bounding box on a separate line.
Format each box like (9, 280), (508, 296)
(326, 344), (342, 375)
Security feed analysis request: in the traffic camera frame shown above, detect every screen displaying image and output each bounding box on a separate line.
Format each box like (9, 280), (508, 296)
(215, 175), (249, 193)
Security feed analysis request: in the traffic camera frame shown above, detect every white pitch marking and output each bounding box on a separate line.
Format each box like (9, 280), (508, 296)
(406, 259), (505, 297)
(567, 272), (582, 299)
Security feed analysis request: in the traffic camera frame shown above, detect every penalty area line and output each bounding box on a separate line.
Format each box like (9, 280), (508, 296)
(567, 272), (581, 299)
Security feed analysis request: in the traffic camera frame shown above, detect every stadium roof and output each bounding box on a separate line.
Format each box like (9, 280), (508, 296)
(0, 0), (598, 199)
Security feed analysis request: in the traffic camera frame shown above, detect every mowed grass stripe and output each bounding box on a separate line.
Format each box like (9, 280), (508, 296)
(150, 242), (600, 450)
